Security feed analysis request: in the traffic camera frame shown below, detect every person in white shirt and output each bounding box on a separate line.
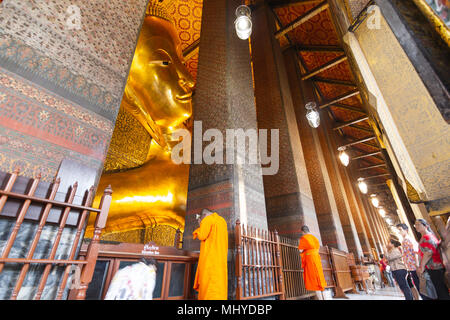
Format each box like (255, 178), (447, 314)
(104, 257), (157, 300)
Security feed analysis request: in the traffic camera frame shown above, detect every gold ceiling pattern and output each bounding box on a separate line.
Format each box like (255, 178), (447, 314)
(275, 3), (339, 45)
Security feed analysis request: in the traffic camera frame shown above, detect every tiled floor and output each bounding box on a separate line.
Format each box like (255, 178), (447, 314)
(332, 286), (406, 300)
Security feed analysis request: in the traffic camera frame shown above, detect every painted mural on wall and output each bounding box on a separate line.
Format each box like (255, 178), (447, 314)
(0, 0), (149, 181)
(426, 0), (450, 26)
(0, 0), (149, 300)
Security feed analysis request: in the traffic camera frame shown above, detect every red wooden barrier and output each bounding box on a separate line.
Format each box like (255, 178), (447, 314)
(0, 168), (112, 300)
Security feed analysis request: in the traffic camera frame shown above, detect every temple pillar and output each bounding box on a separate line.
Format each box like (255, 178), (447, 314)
(345, 166), (378, 254)
(317, 114), (364, 256)
(383, 136), (445, 237)
(330, 136), (371, 254)
(182, 0), (268, 299)
(250, 2), (320, 239)
(378, 210), (389, 243)
(361, 195), (383, 256)
(337, 151), (371, 256)
(283, 48), (348, 251)
(381, 149), (421, 241)
(348, 5), (450, 217)
(372, 203), (388, 248)
(352, 182), (378, 255)
(378, 210), (390, 242)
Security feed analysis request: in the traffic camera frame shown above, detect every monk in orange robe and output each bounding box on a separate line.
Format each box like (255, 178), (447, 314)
(298, 225), (327, 292)
(193, 208), (228, 300)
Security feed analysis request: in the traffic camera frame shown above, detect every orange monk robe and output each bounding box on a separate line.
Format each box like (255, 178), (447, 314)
(193, 212), (228, 300)
(298, 233), (327, 291)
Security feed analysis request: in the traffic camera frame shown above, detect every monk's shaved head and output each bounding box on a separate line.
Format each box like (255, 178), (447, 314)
(201, 208), (213, 215)
(197, 208), (214, 224)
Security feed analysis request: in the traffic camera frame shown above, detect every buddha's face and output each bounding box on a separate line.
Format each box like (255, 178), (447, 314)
(127, 16), (194, 130)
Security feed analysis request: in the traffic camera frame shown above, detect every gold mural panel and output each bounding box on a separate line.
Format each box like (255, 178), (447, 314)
(354, 14), (450, 201)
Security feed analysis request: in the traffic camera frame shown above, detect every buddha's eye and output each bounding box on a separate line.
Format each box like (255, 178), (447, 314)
(149, 60), (171, 66)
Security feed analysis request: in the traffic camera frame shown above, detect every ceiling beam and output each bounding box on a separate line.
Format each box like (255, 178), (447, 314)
(348, 124), (372, 133)
(275, 1), (329, 39)
(331, 103), (367, 114)
(301, 55), (347, 80)
(339, 136), (376, 148)
(333, 116), (369, 130)
(351, 150), (382, 160)
(269, 0), (322, 9)
(358, 163), (387, 171)
(312, 76), (357, 87)
(182, 39), (200, 61)
(318, 89), (360, 109)
(363, 173), (391, 180)
(360, 141), (380, 150)
(369, 182), (389, 187)
(351, 144), (384, 162)
(296, 44), (344, 52)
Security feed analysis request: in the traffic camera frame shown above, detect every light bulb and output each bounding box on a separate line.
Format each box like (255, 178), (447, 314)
(370, 194), (379, 208)
(305, 102), (320, 128)
(237, 17), (251, 30)
(235, 5), (252, 40)
(378, 208), (386, 217)
(338, 147), (350, 166)
(357, 177), (368, 194)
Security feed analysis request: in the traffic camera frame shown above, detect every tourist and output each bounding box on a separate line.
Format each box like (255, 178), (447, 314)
(104, 257), (157, 300)
(193, 208), (228, 300)
(414, 219), (450, 300)
(442, 216), (450, 288)
(379, 254), (395, 287)
(385, 238), (414, 300)
(396, 223), (424, 300)
(298, 225), (327, 299)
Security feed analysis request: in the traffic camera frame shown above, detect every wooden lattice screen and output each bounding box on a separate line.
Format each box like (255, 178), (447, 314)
(235, 220), (285, 300)
(278, 236), (316, 300)
(234, 220), (358, 300)
(329, 247), (356, 298)
(0, 168), (112, 300)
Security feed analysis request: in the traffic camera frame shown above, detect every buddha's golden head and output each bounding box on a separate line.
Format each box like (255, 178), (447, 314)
(125, 2), (194, 132)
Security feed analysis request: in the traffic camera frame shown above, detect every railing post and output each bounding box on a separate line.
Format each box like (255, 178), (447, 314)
(0, 167), (20, 213)
(235, 219), (243, 300)
(11, 176), (61, 300)
(0, 172), (41, 274)
(76, 185), (112, 300)
(174, 228), (182, 249)
(274, 230), (286, 300)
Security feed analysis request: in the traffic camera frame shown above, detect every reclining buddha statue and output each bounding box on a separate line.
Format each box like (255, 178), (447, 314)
(85, 2), (195, 244)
